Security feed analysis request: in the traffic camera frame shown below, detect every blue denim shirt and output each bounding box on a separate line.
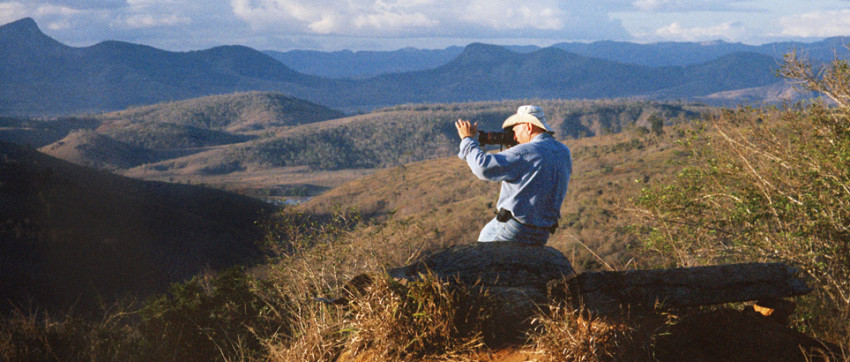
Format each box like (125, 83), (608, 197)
(458, 133), (571, 228)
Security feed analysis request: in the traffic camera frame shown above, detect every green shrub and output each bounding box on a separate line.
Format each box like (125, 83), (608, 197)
(138, 267), (288, 361)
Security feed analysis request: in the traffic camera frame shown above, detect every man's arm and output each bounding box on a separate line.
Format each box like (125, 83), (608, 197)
(455, 119), (523, 182)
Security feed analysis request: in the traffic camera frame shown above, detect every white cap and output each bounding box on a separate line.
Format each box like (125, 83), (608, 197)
(501, 105), (554, 133)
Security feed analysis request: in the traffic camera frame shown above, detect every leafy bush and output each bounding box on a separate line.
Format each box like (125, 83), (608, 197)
(0, 304), (143, 361)
(138, 267), (287, 361)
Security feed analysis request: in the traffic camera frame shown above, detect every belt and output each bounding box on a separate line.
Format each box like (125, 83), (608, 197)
(496, 208), (558, 234)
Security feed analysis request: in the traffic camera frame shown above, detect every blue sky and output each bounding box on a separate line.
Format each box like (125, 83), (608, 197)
(2, 0), (850, 51)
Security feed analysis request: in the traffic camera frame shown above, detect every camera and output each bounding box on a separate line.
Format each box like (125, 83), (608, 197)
(478, 130), (517, 146)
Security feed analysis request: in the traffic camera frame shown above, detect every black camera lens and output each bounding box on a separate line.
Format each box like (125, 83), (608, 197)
(478, 130), (517, 146)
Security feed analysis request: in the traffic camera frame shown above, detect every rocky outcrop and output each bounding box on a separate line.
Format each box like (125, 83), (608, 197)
(325, 242), (838, 357)
(328, 242), (813, 332)
(389, 241), (574, 298)
(383, 243), (812, 316)
(567, 262), (812, 315)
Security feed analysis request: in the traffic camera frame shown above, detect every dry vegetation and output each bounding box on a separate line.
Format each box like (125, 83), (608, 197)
(631, 50), (850, 348)
(5, 53), (850, 359)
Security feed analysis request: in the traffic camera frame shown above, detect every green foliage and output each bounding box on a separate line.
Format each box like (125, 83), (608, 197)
(649, 113), (665, 135)
(99, 92), (344, 131)
(0, 306), (143, 361)
(102, 122), (253, 150)
(632, 52), (850, 346)
(138, 267), (287, 361)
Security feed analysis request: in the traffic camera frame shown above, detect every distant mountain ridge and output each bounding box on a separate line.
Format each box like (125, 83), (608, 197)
(552, 38), (850, 67)
(264, 47), (465, 79)
(0, 17), (833, 116)
(341, 44), (781, 108)
(0, 18), (330, 115)
(269, 38), (850, 79)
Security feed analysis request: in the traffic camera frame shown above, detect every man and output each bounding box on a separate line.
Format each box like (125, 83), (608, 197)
(455, 105), (572, 245)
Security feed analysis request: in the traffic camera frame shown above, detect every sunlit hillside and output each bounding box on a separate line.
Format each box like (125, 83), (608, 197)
(300, 126), (692, 272)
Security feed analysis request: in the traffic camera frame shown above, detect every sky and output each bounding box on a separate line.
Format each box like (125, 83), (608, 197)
(2, 0), (850, 52)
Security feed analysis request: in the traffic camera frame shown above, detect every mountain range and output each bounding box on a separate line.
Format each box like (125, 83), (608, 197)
(266, 38), (850, 79)
(1, 17), (833, 116)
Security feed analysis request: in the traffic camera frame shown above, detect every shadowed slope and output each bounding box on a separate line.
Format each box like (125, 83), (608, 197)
(0, 140), (272, 312)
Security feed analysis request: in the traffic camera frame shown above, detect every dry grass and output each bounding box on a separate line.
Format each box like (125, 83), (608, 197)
(528, 305), (669, 361)
(258, 205), (497, 361)
(337, 276), (491, 360)
(0, 304), (142, 361)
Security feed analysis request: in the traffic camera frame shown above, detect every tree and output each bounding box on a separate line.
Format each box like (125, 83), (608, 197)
(648, 113), (664, 136)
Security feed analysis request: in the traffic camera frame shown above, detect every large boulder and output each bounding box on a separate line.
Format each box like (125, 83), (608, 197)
(387, 242), (575, 333)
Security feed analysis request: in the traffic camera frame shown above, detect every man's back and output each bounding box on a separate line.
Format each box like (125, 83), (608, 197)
(494, 133), (571, 228)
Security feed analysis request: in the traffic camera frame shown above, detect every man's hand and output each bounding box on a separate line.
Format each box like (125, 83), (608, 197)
(455, 119), (478, 140)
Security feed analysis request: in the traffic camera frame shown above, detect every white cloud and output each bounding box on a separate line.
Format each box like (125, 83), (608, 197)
(6, 0), (845, 52)
(40, 0), (127, 10)
(102, 0), (195, 29)
(353, 11), (437, 31)
(0, 2), (29, 24)
(633, 0), (679, 11)
(779, 10), (850, 38)
(230, 0), (331, 32)
(35, 4), (81, 17)
(126, 0), (180, 7)
(462, 0), (564, 31)
(630, 0), (758, 13)
(230, 0), (564, 36)
(119, 13), (190, 28)
(655, 21), (745, 41)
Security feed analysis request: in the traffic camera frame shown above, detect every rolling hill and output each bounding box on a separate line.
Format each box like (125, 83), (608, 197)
(1, 95), (710, 206)
(114, 99), (709, 196)
(0, 140), (273, 312)
(30, 91), (344, 170)
(98, 91), (346, 133)
(38, 130), (158, 170)
(2, 17), (797, 116)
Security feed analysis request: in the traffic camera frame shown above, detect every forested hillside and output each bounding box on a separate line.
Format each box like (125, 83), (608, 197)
(119, 99), (709, 200)
(33, 92), (342, 171)
(1, 94), (710, 201)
